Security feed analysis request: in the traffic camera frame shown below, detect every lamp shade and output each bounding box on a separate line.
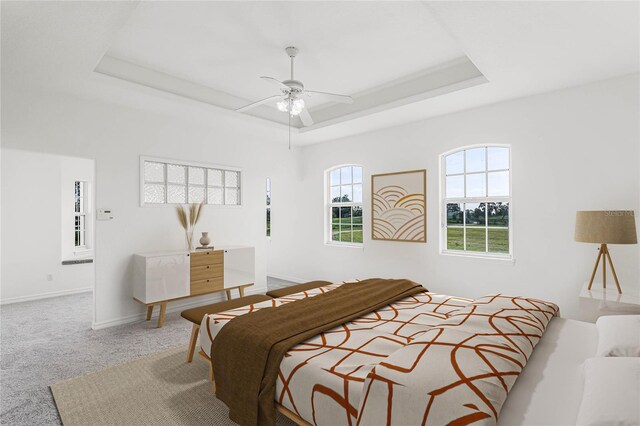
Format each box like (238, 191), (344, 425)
(575, 211), (637, 244)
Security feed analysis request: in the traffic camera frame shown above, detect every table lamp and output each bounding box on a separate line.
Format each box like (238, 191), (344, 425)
(575, 211), (637, 293)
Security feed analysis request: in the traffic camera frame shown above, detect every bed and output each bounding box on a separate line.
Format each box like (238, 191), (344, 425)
(197, 282), (598, 425)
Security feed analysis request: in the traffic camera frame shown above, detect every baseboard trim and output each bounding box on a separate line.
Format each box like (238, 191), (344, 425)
(267, 273), (311, 284)
(0, 287), (93, 305)
(91, 286), (267, 330)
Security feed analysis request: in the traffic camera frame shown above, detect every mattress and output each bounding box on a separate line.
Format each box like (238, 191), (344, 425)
(499, 316), (597, 425)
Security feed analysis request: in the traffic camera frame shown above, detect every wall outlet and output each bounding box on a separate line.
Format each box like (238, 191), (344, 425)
(46, 274), (53, 281)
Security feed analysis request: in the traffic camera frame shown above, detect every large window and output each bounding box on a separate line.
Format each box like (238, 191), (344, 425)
(441, 146), (511, 258)
(266, 177), (271, 237)
(74, 181), (87, 247)
(327, 165), (363, 245)
(141, 157), (241, 206)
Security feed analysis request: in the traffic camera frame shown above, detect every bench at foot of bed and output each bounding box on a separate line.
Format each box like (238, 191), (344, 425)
(180, 294), (273, 362)
(265, 280), (332, 298)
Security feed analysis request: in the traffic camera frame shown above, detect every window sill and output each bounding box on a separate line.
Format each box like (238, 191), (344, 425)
(62, 258), (94, 266)
(72, 248), (93, 258)
(440, 250), (515, 265)
(325, 242), (364, 249)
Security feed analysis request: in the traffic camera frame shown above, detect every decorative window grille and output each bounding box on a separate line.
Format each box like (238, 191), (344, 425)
(141, 157), (241, 206)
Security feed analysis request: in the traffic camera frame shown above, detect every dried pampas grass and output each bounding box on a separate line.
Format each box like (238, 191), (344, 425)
(176, 201), (204, 251)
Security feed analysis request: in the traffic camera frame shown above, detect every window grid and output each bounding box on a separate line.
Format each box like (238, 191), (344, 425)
(442, 146), (511, 257)
(327, 165), (363, 245)
(74, 181), (87, 248)
(266, 178), (271, 237)
(142, 159), (241, 206)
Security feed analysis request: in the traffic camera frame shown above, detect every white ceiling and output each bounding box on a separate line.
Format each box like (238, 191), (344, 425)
(96, 1), (486, 128)
(107, 2), (465, 103)
(2, 1), (639, 145)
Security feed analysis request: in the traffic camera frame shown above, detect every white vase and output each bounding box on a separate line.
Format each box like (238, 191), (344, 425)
(199, 232), (211, 247)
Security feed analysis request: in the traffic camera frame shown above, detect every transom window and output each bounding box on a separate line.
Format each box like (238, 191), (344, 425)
(441, 146), (511, 257)
(141, 157), (241, 206)
(74, 181), (87, 247)
(327, 165), (363, 244)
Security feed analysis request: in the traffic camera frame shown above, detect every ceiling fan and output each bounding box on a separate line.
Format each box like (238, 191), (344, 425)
(235, 46), (354, 127)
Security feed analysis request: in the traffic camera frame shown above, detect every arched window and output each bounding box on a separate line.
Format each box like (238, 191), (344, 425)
(327, 165), (363, 245)
(441, 145), (511, 258)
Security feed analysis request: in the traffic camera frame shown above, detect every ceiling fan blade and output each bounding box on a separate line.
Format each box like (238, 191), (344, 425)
(235, 95), (283, 113)
(306, 90), (354, 104)
(298, 108), (314, 126)
(260, 76), (290, 92)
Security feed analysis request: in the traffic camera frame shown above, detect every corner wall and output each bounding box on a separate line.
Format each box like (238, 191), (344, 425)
(269, 74), (640, 319)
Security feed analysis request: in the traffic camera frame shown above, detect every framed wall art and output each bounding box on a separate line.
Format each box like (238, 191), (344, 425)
(371, 169), (426, 242)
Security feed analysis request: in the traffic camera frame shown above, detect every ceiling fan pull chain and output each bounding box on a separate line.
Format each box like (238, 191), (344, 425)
(288, 98), (292, 150)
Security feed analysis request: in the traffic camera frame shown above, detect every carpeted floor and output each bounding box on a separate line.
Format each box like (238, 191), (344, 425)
(0, 277), (296, 426)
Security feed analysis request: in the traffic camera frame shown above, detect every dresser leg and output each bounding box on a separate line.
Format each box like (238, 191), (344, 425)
(225, 290), (232, 301)
(157, 302), (167, 328)
(146, 305), (154, 321)
(238, 287), (245, 297)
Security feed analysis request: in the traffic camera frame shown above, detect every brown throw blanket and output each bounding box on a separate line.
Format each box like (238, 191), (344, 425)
(211, 278), (425, 426)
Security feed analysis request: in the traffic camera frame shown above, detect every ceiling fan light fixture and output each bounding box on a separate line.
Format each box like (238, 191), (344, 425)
(276, 99), (288, 113)
(276, 97), (305, 116)
(236, 46), (352, 129)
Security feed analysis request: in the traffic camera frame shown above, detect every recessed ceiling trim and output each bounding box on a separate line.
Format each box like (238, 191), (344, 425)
(94, 55), (292, 127)
(95, 54), (486, 134)
(301, 58), (487, 132)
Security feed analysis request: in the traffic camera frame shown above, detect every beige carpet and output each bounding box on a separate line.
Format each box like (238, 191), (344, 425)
(51, 346), (298, 425)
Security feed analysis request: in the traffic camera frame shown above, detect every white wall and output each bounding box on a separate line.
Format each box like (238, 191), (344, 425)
(1, 149), (95, 303)
(2, 73), (637, 324)
(269, 74), (640, 319)
(1, 89), (297, 327)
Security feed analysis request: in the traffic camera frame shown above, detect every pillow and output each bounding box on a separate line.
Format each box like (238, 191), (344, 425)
(596, 315), (640, 357)
(576, 357), (640, 426)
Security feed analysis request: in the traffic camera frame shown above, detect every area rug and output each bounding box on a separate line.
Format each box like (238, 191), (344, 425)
(50, 346), (297, 425)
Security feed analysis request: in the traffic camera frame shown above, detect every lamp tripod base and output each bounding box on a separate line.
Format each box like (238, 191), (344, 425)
(588, 243), (622, 294)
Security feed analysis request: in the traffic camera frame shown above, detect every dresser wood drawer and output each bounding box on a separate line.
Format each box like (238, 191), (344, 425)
(190, 277), (223, 296)
(190, 264), (223, 281)
(190, 250), (223, 267)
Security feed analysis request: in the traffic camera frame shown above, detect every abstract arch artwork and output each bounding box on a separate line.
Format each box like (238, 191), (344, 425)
(371, 169), (426, 242)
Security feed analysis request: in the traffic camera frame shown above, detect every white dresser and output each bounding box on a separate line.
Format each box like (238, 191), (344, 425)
(133, 245), (255, 327)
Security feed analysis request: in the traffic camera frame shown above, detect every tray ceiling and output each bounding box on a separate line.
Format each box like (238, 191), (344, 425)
(3, 1), (638, 144)
(95, 1), (486, 130)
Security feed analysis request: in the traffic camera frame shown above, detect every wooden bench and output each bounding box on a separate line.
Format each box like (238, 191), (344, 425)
(265, 280), (331, 298)
(138, 282), (254, 328)
(180, 294), (272, 362)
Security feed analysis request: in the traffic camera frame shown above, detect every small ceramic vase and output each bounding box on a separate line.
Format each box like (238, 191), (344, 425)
(199, 232), (211, 247)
